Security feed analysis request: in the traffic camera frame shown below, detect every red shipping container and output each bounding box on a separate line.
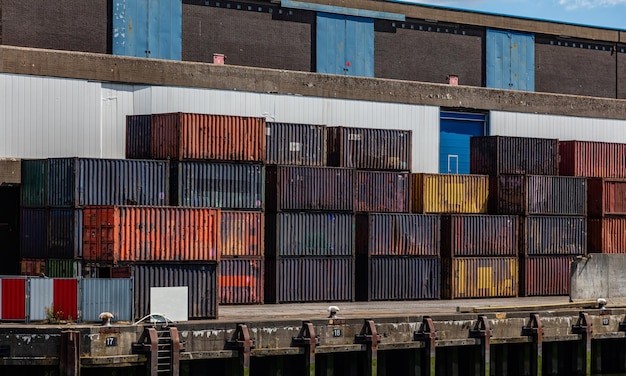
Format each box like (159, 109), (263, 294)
(221, 211), (264, 258)
(471, 136), (559, 176)
(520, 256), (574, 296)
(53, 279), (77, 321)
(355, 171), (410, 213)
(588, 217), (626, 253)
(559, 141), (626, 178)
(82, 206), (220, 264)
(219, 258), (264, 304)
(1, 278), (26, 320)
(587, 178), (626, 217)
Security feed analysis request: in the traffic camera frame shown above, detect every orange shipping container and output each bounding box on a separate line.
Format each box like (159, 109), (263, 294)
(20, 259), (46, 276)
(411, 173), (489, 213)
(82, 206), (220, 264)
(221, 211), (264, 258)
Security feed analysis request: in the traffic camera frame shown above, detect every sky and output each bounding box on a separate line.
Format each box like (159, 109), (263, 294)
(395, 0), (625, 30)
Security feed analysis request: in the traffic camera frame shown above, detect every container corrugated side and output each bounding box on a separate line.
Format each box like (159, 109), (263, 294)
(520, 256), (574, 296)
(20, 208), (47, 259)
(327, 127), (411, 171)
(266, 122), (326, 166)
(47, 158), (169, 208)
(19, 259), (46, 276)
(125, 115), (152, 159)
(221, 211), (264, 258)
(265, 257), (354, 303)
(470, 136), (559, 175)
(355, 171), (410, 213)
(441, 215), (518, 257)
(522, 216), (587, 256)
(151, 113), (266, 162)
(559, 141), (626, 178)
(82, 206), (220, 263)
(411, 173), (488, 214)
(356, 257), (440, 301)
(355, 214), (440, 257)
(80, 279), (133, 322)
(20, 159), (47, 207)
(48, 209), (83, 259)
(588, 218), (626, 253)
(587, 178), (626, 217)
(46, 259), (82, 278)
(265, 212), (354, 257)
(442, 257), (518, 299)
(265, 166), (354, 212)
(170, 161), (264, 210)
(490, 175), (587, 215)
(129, 263), (218, 319)
(0, 159), (21, 185)
(219, 258), (264, 305)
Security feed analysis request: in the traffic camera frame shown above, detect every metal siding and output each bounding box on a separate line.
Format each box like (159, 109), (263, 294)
(411, 173), (489, 214)
(53, 279), (78, 321)
(29, 278), (53, 321)
(102, 84), (135, 159)
(20, 208), (48, 259)
(219, 258), (264, 305)
(439, 112), (486, 174)
(172, 162), (264, 210)
(588, 218), (626, 254)
(588, 178), (626, 216)
(316, 13), (345, 75)
(221, 211), (264, 258)
(345, 16), (374, 77)
(1, 278), (26, 320)
(356, 214), (440, 257)
(521, 256), (574, 296)
(441, 215), (518, 257)
(265, 122), (327, 166)
(486, 29), (534, 91)
(470, 136), (559, 176)
(151, 0), (182, 60)
(522, 216), (587, 256)
(46, 259), (81, 278)
(80, 279), (133, 322)
(510, 32), (535, 91)
(20, 159), (47, 207)
(366, 257), (440, 301)
(48, 209), (83, 259)
(486, 29), (508, 90)
(355, 171), (410, 213)
(442, 257), (518, 299)
(559, 141), (626, 178)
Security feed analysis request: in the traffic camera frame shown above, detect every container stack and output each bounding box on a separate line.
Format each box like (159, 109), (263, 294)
(472, 136), (584, 296)
(560, 141), (626, 255)
(0, 159), (20, 275)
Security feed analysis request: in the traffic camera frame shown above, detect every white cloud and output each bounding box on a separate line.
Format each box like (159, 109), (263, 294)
(559, 0), (626, 10)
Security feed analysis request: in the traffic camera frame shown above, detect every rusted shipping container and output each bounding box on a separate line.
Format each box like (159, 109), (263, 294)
(0, 158), (20, 185)
(266, 122), (326, 166)
(125, 115), (152, 159)
(355, 171), (410, 213)
(470, 136), (559, 176)
(265, 257), (354, 303)
(82, 206), (220, 264)
(127, 113), (266, 162)
(46, 259), (82, 278)
(442, 257), (518, 299)
(327, 126), (411, 171)
(265, 212), (354, 257)
(219, 258), (264, 304)
(129, 263), (218, 319)
(490, 175), (587, 215)
(20, 208), (47, 259)
(520, 256), (574, 296)
(441, 215), (518, 257)
(587, 178), (626, 217)
(559, 140), (626, 178)
(221, 211), (264, 258)
(170, 161), (264, 210)
(522, 216), (587, 256)
(265, 166), (354, 212)
(355, 214), (440, 257)
(356, 256), (440, 301)
(20, 159), (47, 207)
(19, 208), (83, 260)
(19, 259), (46, 276)
(588, 218), (626, 253)
(411, 173), (488, 214)
(81, 264), (132, 279)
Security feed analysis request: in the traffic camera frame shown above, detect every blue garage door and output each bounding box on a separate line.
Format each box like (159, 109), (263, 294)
(439, 112), (486, 174)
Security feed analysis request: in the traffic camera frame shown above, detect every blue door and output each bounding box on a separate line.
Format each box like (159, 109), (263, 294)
(486, 29), (534, 91)
(439, 112), (486, 174)
(113, 0), (182, 60)
(317, 13), (374, 77)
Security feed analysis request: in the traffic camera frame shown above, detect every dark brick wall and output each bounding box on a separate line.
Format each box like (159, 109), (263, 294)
(375, 27), (484, 87)
(1, 0), (109, 53)
(183, 4), (313, 71)
(536, 43), (617, 98)
(618, 51), (626, 99)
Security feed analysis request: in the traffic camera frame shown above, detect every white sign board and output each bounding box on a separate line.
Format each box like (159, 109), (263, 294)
(150, 286), (188, 322)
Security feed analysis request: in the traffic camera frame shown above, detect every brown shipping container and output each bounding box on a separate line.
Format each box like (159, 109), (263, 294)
(265, 166), (354, 212)
(522, 216), (586, 256)
(19, 259), (46, 276)
(588, 218), (626, 253)
(356, 213), (440, 257)
(520, 256), (574, 296)
(470, 136), (559, 176)
(132, 113), (266, 162)
(221, 211), (264, 258)
(442, 257), (518, 299)
(411, 173), (488, 214)
(0, 158), (20, 185)
(82, 206), (220, 264)
(441, 215), (518, 257)
(327, 126), (412, 171)
(265, 122), (326, 166)
(355, 171), (410, 213)
(587, 178), (626, 217)
(489, 175), (587, 215)
(219, 258), (264, 305)
(560, 141), (626, 178)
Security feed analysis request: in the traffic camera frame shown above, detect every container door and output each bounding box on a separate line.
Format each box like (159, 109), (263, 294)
(316, 13), (374, 77)
(439, 112), (486, 174)
(486, 29), (535, 91)
(1, 278), (26, 320)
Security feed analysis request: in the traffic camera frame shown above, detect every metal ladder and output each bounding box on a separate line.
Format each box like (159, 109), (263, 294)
(133, 325), (183, 376)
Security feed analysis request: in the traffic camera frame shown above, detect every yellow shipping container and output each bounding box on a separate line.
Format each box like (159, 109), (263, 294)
(442, 257), (518, 299)
(411, 173), (489, 213)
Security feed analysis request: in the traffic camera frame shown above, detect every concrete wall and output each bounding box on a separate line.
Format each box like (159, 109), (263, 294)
(570, 254), (626, 301)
